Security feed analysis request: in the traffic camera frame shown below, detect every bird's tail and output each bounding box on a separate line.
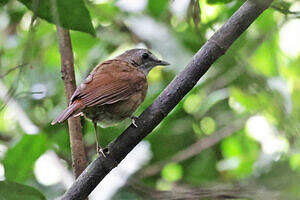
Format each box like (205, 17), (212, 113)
(51, 100), (83, 125)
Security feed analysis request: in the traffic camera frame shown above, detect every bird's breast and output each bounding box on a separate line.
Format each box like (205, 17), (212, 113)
(83, 86), (147, 128)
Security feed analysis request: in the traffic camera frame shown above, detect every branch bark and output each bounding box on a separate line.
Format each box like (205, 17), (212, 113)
(56, 26), (87, 178)
(61, 0), (273, 199)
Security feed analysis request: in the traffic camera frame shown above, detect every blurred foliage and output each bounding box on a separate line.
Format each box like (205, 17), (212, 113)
(0, 0), (300, 199)
(19, 0), (95, 35)
(0, 181), (46, 200)
(3, 134), (48, 182)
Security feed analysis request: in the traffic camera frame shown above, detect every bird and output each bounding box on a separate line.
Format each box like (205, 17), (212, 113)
(51, 48), (170, 156)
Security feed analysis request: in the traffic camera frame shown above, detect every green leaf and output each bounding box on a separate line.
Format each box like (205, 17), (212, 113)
(0, 181), (46, 200)
(250, 39), (278, 76)
(254, 9), (276, 32)
(184, 149), (219, 184)
(148, 0), (168, 18)
(91, 2), (119, 23)
(290, 153), (300, 171)
(283, 57), (300, 78)
(221, 130), (259, 178)
(17, 0), (96, 36)
(3, 134), (48, 182)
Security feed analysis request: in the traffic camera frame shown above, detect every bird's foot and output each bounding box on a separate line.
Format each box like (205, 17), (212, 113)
(97, 145), (108, 158)
(131, 116), (138, 128)
(103, 147), (109, 154)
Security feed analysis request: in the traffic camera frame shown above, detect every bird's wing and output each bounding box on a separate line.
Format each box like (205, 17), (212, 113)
(70, 59), (147, 107)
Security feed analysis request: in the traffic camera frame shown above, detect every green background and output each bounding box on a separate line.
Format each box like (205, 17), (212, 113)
(0, 0), (300, 199)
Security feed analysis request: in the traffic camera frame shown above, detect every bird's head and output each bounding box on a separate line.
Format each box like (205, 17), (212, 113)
(116, 48), (170, 75)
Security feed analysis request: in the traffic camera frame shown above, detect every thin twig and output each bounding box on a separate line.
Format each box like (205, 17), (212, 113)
(0, 63), (27, 79)
(140, 118), (248, 178)
(1, 15), (37, 111)
(0, 132), (12, 142)
(56, 26), (87, 178)
(271, 5), (300, 15)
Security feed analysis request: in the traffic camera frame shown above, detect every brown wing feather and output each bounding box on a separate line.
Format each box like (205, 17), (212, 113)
(70, 59), (147, 108)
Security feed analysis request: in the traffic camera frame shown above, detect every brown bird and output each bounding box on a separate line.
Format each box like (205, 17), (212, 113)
(51, 48), (169, 155)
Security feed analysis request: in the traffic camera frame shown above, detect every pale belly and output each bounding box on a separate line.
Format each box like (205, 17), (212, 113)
(83, 93), (144, 128)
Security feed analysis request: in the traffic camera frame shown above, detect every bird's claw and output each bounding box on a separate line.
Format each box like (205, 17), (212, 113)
(97, 146), (107, 158)
(131, 116), (138, 128)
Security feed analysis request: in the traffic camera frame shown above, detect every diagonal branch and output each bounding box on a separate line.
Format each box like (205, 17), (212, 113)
(128, 180), (279, 200)
(140, 117), (248, 178)
(0, 63), (27, 79)
(61, 0), (273, 199)
(56, 26), (87, 178)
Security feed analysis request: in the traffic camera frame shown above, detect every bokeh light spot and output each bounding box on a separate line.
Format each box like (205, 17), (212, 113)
(183, 94), (201, 114)
(161, 163), (183, 182)
(200, 117), (216, 135)
(34, 151), (62, 186)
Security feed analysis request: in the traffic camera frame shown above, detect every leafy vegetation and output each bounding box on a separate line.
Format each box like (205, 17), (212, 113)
(0, 0), (300, 199)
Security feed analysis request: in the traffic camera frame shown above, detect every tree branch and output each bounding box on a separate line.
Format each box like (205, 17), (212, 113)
(140, 118), (248, 178)
(0, 63), (27, 79)
(61, 0), (273, 199)
(128, 180), (279, 200)
(56, 26), (87, 178)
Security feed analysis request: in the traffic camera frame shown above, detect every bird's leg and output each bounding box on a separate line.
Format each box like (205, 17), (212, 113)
(93, 121), (106, 157)
(130, 115), (138, 128)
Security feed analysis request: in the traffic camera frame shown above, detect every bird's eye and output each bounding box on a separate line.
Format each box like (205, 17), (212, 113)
(142, 53), (149, 59)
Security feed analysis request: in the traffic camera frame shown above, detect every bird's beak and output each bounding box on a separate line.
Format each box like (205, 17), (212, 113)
(157, 60), (170, 66)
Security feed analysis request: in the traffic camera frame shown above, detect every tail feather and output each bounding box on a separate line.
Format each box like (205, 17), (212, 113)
(51, 101), (83, 125)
